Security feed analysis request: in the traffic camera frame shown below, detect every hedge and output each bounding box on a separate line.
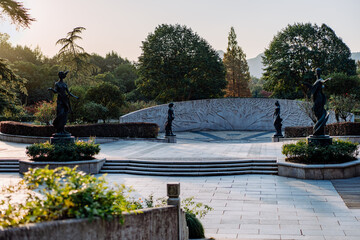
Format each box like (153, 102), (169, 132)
(0, 121), (159, 138)
(285, 122), (360, 138)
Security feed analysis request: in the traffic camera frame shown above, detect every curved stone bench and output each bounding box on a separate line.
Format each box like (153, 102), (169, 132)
(278, 158), (360, 180)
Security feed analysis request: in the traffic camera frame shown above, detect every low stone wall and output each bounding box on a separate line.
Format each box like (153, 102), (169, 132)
(19, 158), (106, 174)
(278, 159), (360, 180)
(120, 98), (337, 132)
(0, 206), (187, 240)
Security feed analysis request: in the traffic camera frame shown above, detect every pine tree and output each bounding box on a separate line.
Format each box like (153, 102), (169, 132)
(223, 27), (251, 97)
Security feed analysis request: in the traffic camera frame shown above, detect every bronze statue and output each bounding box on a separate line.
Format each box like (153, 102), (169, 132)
(308, 68), (331, 136)
(165, 103), (175, 136)
(273, 100), (283, 137)
(48, 71), (79, 134)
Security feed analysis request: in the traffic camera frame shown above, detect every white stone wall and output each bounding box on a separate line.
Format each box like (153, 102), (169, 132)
(120, 98), (337, 132)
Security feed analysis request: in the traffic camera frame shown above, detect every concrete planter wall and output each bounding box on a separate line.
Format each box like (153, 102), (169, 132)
(278, 159), (360, 180)
(0, 206), (188, 240)
(19, 158), (106, 174)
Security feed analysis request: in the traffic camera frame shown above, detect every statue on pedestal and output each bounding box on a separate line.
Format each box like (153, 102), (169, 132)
(165, 103), (175, 136)
(48, 71), (79, 140)
(273, 100), (283, 137)
(304, 68), (332, 146)
(309, 68), (331, 136)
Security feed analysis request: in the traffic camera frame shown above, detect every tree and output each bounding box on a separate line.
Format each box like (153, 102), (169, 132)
(0, 0), (35, 29)
(329, 94), (358, 122)
(262, 23), (356, 99)
(137, 24), (226, 103)
(0, 58), (27, 114)
(56, 27), (95, 84)
(324, 72), (360, 98)
(85, 82), (125, 121)
(223, 27), (251, 97)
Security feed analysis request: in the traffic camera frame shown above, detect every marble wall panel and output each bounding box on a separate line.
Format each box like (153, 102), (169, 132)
(120, 98), (337, 132)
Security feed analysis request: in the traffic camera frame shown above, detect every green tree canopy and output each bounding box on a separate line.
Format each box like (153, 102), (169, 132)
(223, 27), (251, 98)
(262, 23), (356, 99)
(85, 82), (125, 120)
(137, 24), (226, 103)
(0, 58), (27, 114)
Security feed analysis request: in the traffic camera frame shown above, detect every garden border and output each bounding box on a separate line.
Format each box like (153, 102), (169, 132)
(19, 158), (106, 174)
(278, 158), (360, 180)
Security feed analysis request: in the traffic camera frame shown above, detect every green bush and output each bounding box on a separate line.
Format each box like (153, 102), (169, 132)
(285, 122), (360, 137)
(34, 101), (56, 125)
(0, 121), (159, 138)
(186, 212), (205, 239)
(0, 167), (138, 228)
(82, 101), (108, 123)
(138, 195), (212, 239)
(26, 140), (100, 161)
(282, 139), (359, 164)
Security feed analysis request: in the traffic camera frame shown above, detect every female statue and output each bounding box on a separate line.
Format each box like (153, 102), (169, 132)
(309, 68), (331, 136)
(273, 100), (283, 137)
(165, 103), (175, 136)
(48, 71), (79, 134)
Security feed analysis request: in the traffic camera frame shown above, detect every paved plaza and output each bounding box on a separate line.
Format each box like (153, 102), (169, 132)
(1, 131), (360, 239)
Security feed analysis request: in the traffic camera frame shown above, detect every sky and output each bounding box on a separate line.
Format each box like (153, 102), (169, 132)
(1, 0), (359, 61)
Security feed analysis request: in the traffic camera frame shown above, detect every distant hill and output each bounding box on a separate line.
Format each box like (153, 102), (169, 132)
(246, 52), (360, 79)
(351, 52), (360, 62)
(217, 51), (359, 79)
(247, 53), (264, 78)
(216, 50), (224, 59)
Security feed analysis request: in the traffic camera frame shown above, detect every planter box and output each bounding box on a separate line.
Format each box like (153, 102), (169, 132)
(19, 158), (106, 174)
(0, 206), (188, 240)
(278, 159), (360, 180)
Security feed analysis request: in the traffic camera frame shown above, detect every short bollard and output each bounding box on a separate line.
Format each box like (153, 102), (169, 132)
(167, 182), (182, 240)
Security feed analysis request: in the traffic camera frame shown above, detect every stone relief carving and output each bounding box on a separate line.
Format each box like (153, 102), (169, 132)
(120, 98), (338, 132)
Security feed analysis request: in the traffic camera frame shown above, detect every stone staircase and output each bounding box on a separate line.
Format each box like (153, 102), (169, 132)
(100, 159), (278, 176)
(0, 159), (19, 172)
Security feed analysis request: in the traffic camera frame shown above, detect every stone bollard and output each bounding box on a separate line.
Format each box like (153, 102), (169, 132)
(167, 182), (187, 240)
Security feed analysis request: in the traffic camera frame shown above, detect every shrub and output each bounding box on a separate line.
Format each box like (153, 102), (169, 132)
(26, 140), (100, 161)
(282, 139), (359, 164)
(82, 101), (108, 123)
(0, 167), (138, 228)
(33, 101), (56, 125)
(285, 122), (360, 137)
(329, 94), (358, 122)
(138, 195), (212, 239)
(0, 121), (159, 138)
(186, 212), (205, 239)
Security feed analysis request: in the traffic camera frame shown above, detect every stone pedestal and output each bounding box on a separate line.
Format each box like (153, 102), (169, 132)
(165, 135), (177, 143)
(272, 135), (284, 142)
(307, 135), (332, 146)
(50, 133), (75, 144)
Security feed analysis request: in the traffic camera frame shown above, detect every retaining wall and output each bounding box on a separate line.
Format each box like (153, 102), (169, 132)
(120, 98), (337, 132)
(0, 206), (187, 240)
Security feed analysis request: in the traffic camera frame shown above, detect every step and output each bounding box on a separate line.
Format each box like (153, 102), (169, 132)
(102, 162), (276, 168)
(100, 165), (277, 172)
(0, 168), (19, 172)
(99, 169), (278, 176)
(105, 159), (277, 165)
(0, 164), (19, 168)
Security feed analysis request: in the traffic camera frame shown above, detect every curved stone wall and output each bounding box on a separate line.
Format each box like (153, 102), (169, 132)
(120, 98), (337, 132)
